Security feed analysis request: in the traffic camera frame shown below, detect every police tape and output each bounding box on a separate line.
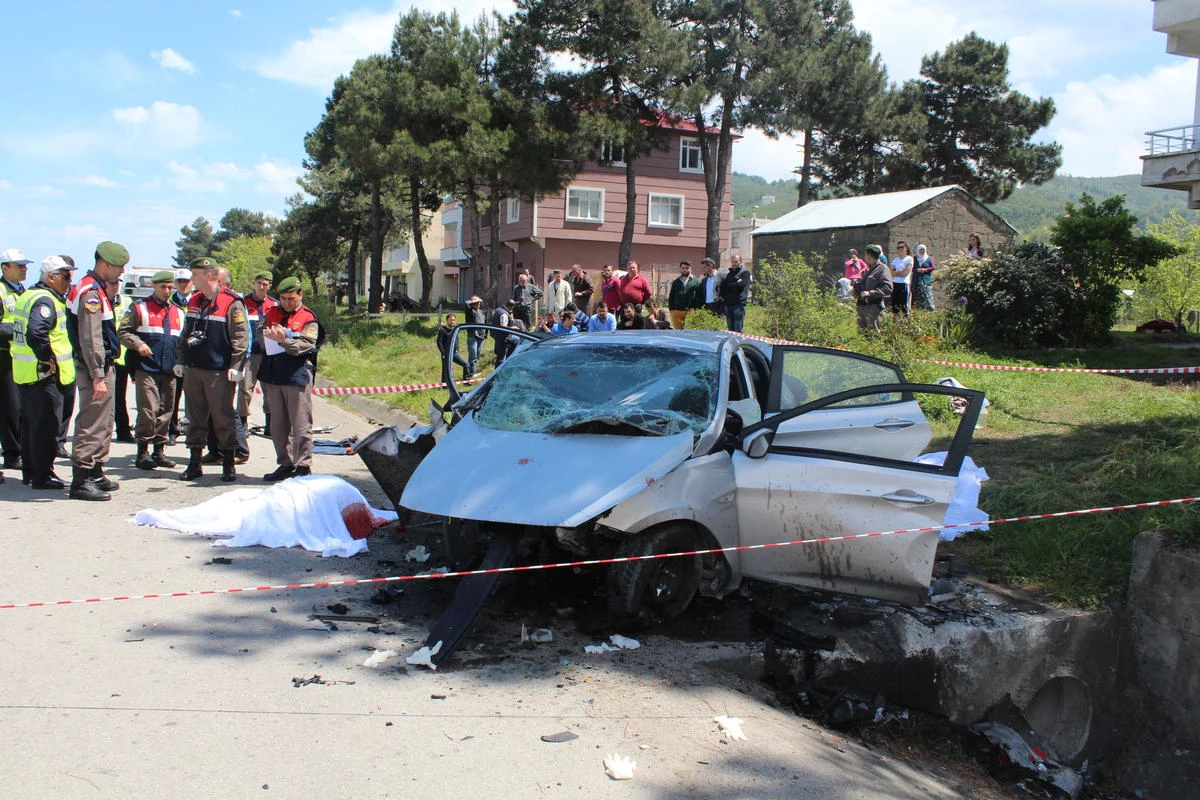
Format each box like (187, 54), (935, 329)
(311, 378), (481, 397)
(1, 496), (1194, 610)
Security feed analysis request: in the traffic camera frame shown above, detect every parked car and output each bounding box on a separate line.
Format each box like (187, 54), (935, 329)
(358, 327), (985, 665)
(120, 266), (168, 299)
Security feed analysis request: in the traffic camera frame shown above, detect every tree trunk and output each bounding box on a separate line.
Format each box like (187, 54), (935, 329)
(618, 155), (638, 271)
(797, 125), (815, 207)
(410, 175), (435, 312)
(466, 180), (482, 303)
(345, 226), (360, 309)
(368, 183), (386, 314)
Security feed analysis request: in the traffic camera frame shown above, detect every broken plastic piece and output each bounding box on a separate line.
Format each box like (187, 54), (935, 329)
(362, 649), (398, 668)
(603, 753), (636, 781)
(609, 634), (640, 650)
(714, 715), (747, 741)
(406, 640), (443, 670)
(405, 544), (431, 563)
(541, 731), (579, 743)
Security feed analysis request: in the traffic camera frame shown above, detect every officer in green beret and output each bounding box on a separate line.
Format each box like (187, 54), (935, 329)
(241, 269), (277, 441)
(258, 276), (322, 481)
(119, 270), (186, 470)
(65, 240), (129, 500)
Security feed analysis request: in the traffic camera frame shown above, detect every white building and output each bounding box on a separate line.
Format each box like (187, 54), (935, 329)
(1141, 0), (1200, 207)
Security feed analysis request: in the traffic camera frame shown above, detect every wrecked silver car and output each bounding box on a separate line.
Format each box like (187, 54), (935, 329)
(358, 327), (985, 665)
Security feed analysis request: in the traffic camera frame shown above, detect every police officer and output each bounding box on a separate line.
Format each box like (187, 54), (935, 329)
(0, 248), (32, 477)
(242, 270), (277, 437)
(258, 277), (321, 481)
(66, 241), (128, 501)
(167, 268), (192, 445)
(176, 257), (249, 482)
(11, 256), (76, 490)
(119, 270), (184, 471)
(107, 278), (135, 443)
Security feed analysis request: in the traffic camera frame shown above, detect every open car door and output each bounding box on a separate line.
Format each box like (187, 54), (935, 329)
(733, 382), (984, 605)
(443, 323), (542, 410)
(763, 346), (932, 462)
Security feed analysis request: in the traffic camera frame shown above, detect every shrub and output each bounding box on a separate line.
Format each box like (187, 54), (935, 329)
(752, 253), (857, 347)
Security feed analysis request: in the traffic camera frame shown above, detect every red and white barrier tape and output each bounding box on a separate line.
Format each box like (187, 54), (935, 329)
(2, 497), (1194, 610)
(312, 378), (480, 397)
(921, 360), (1200, 375)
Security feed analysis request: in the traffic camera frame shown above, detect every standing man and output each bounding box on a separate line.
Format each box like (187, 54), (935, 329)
(617, 261), (652, 308)
(258, 277), (320, 482)
(546, 270), (572, 317)
(570, 265), (593, 312)
(854, 244), (893, 333)
(66, 241), (128, 501)
(0, 248), (32, 476)
(106, 278), (135, 443)
(699, 258), (722, 316)
(719, 253), (752, 333)
(11, 256), (76, 490)
(511, 274), (541, 328)
(667, 261), (699, 330)
(167, 268), (193, 445)
(176, 257), (249, 482)
(436, 313), (470, 381)
(119, 270), (184, 471)
(241, 270), (277, 438)
(463, 296), (486, 378)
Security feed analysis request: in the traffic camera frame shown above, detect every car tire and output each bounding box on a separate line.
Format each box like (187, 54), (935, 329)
(607, 524), (702, 628)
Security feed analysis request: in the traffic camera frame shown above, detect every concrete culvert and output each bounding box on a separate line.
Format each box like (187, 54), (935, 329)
(1024, 675), (1093, 762)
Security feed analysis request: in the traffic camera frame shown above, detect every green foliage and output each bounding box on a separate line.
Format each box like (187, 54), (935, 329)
(752, 252), (856, 346)
(213, 235), (274, 292)
(214, 208), (275, 248)
(682, 308), (726, 331)
(173, 216), (213, 269)
(1051, 194), (1180, 344)
(882, 33), (1061, 202)
(1138, 210), (1200, 323)
(939, 244), (1078, 348)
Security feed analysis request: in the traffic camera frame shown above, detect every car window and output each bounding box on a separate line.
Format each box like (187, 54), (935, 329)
(771, 349), (904, 411)
(474, 342), (719, 437)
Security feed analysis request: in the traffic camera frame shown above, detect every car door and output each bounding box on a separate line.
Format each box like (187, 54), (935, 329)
(733, 383), (984, 605)
(762, 345), (932, 461)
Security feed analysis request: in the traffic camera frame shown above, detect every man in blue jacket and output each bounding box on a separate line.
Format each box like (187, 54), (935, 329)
(119, 270), (185, 470)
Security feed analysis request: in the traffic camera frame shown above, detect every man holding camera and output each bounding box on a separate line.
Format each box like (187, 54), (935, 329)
(175, 257), (249, 482)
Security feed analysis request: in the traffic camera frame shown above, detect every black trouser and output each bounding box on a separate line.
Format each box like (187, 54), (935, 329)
(58, 382), (75, 452)
(114, 362), (132, 434)
(20, 377), (69, 483)
(0, 353), (21, 463)
(169, 378), (185, 438)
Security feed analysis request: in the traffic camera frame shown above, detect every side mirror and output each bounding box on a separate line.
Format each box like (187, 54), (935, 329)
(742, 429), (773, 459)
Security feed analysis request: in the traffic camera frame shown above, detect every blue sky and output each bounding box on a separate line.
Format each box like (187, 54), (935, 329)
(0, 0), (1193, 268)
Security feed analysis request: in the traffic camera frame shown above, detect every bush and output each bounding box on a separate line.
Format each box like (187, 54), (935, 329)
(939, 243), (1078, 348)
(752, 253), (857, 347)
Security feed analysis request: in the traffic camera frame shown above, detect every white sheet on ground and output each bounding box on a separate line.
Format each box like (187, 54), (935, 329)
(133, 474), (397, 557)
(915, 452), (990, 541)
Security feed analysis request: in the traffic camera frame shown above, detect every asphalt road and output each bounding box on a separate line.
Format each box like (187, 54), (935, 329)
(0, 396), (977, 799)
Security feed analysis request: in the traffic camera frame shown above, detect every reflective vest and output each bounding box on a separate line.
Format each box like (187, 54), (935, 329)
(111, 294), (127, 366)
(0, 279), (25, 354)
(259, 305), (319, 387)
(126, 296), (184, 375)
(243, 293), (278, 355)
(181, 288), (241, 370)
(11, 286), (75, 385)
(66, 271), (120, 364)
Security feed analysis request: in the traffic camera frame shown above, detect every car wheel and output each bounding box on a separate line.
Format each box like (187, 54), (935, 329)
(607, 524), (702, 628)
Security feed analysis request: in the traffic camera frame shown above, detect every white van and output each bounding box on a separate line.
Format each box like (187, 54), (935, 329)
(120, 266), (168, 300)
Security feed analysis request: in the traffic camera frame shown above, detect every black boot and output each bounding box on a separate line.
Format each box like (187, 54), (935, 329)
(221, 450), (237, 482)
(91, 464), (120, 491)
(136, 443), (157, 470)
(180, 448), (203, 481)
(152, 444), (176, 469)
(115, 426), (135, 443)
(70, 466), (110, 501)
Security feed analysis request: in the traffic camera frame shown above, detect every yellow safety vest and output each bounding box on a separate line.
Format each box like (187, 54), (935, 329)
(112, 293), (127, 366)
(12, 287), (75, 385)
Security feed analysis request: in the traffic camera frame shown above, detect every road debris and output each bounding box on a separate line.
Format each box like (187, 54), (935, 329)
(541, 731), (579, 743)
(714, 715), (747, 741)
(405, 545), (431, 563)
(292, 674), (356, 687)
(585, 634), (641, 654)
(362, 649), (398, 668)
(603, 753), (636, 781)
(406, 641), (443, 670)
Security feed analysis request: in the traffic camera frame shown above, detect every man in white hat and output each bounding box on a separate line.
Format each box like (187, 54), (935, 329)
(0, 248), (33, 479)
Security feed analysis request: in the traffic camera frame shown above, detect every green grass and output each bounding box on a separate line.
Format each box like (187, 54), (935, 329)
(317, 307), (1200, 609)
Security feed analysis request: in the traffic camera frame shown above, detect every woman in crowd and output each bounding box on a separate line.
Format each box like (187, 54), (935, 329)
(966, 232), (984, 259)
(912, 244), (936, 311)
(889, 241), (913, 316)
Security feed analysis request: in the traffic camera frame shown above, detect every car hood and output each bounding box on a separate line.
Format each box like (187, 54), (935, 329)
(400, 414), (696, 528)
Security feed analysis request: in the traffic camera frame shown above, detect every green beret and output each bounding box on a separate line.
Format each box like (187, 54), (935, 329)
(152, 270), (176, 283)
(96, 241), (130, 268)
(253, 270), (273, 282)
(864, 244), (883, 257)
(190, 257), (218, 270)
(276, 276), (302, 294)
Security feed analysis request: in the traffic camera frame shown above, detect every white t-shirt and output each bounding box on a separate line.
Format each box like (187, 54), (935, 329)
(890, 256), (913, 285)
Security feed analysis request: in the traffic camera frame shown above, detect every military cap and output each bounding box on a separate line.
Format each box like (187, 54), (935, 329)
(96, 241), (130, 267)
(190, 257), (218, 270)
(253, 270), (273, 282)
(276, 276), (302, 294)
(152, 270), (176, 283)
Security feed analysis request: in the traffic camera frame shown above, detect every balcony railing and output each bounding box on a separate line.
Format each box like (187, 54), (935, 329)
(1145, 124), (1200, 156)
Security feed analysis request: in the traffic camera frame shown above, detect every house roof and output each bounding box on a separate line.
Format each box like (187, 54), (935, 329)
(751, 185), (993, 236)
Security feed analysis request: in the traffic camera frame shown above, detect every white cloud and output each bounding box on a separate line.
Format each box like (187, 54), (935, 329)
(1048, 60), (1197, 176)
(158, 158), (302, 195)
(253, 161), (303, 195)
(165, 161), (227, 192)
(65, 174), (124, 188)
(112, 101), (205, 152)
(151, 48), (197, 75)
(734, 129), (805, 183)
(230, 9), (243, 18)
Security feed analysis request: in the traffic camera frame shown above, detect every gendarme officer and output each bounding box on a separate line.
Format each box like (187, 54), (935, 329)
(257, 277), (321, 481)
(66, 241), (128, 501)
(175, 257), (249, 481)
(11, 256), (77, 490)
(118, 270), (184, 471)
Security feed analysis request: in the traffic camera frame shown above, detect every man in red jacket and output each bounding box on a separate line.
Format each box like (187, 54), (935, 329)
(617, 261), (652, 307)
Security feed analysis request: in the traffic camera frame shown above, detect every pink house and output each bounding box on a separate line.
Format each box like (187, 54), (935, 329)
(447, 118), (736, 302)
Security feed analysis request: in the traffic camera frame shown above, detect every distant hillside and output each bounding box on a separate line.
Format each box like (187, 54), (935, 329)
(732, 173), (1198, 238)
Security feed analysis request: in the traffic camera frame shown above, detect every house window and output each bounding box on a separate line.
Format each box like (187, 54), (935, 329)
(680, 137), (703, 172)
(566, 187), (604, 223)
(648, 193), (684, 228)
(599, 140), (626, 166)
(506, 197), (520, 224)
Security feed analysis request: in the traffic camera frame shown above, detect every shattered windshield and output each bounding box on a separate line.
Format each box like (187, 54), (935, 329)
(474, 342), (719, 436)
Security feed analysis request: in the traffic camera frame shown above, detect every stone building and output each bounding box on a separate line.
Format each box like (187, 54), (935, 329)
(750, 185), (1017, 285)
